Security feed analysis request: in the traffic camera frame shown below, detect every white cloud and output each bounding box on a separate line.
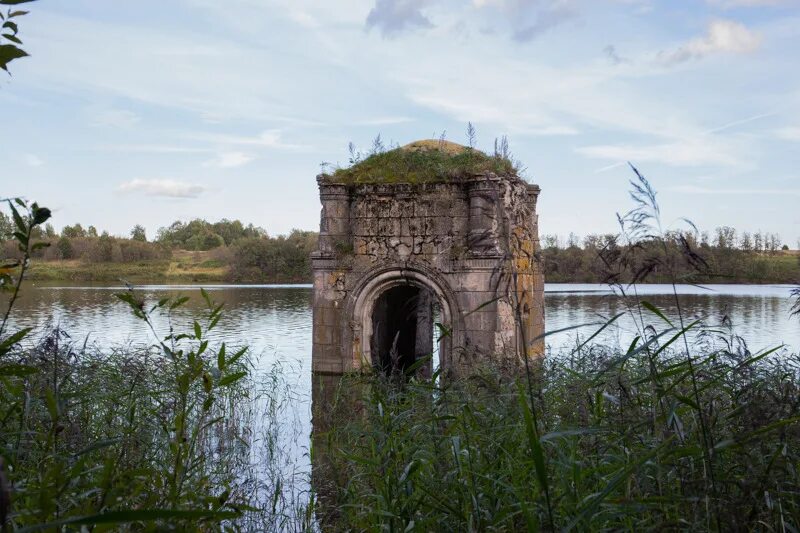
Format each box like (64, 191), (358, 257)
(669, 184), (800, 196)
(92, 108), (140, 128)
(707, 0), (789, 6)
(98, 144), (209, 154)
(117, 179), (207, 198)
(356, 116), (415, 126)
(775, 127), (800, 141)
(658, 20), (761, 65)
(576, 138), (742, 167)
(24, 154), (44, 167)
(287, 9), (320, 29)
(188, 129), (306, 150)
(205, 151), (255, 168)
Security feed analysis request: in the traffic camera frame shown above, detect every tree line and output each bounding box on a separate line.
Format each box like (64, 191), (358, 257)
(0, 213), (316, 283)
(1, 210), (796, 284)
(541, 226), (799, 284)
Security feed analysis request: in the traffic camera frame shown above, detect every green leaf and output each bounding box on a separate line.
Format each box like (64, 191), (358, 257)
(2, 20), (18, 34)
(227, 346), (247, 367)
(540, 428), (604, 442)
(714, 415), (800, 451)
(201, 287), (212, 308)
(0, 363), (38, 377)
(8, 10), (30, 17)
(0, 42), (27, 71)
(208, 312), (222, 331)
(73, 437), (122, 457)
(0, 0), (38, 4)
(16, 509), (240, 532)
(564, 439), (673, 531)
(193, 320), (202, 340)
(0, 326), (31, 354)
(3, 33), (21, 44)
(9, 201), (26, 232)
(217, 343), (226, 371)
(32, 206), (51, 225)
(219, 371), (247, 387)
(675, 394), (700, 410)
(169, 295), (190, 309)
(640, 300), (674, 327)
(44, 388), (58, 420)
(516, 384), (549, 502)
(32, 241), (50, 250)
(13, 230), (27, 246)
(571, 312), (625, 355)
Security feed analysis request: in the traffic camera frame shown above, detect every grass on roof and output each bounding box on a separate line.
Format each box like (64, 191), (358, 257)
(328, 140), (519, 185)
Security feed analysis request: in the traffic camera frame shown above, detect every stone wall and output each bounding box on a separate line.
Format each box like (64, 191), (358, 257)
(311, 172), (543, 376)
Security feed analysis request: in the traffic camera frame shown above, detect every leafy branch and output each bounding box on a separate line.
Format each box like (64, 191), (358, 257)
(0, 0), (36, 74)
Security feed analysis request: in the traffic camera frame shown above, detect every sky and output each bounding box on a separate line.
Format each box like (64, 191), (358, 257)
(2, 0), (799, 246)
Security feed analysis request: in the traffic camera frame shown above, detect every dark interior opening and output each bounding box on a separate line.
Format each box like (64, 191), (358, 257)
(371, 284), (434, 376)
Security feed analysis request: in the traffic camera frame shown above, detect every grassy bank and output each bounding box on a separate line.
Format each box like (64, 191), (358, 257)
(26, 250), (230, 283)
(26, 251), (798, 285)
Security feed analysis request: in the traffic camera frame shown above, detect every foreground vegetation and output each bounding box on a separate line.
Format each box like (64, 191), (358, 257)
(3, 169), (800, 530)
(0, 199), (311, 530)
(320, 336), (800, 530)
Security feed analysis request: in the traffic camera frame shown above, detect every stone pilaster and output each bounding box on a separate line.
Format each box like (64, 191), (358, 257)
(314, 175), (351, 257)
(466, 174), (502, 257)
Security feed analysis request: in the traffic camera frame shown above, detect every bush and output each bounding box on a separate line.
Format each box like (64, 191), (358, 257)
(56, 236), (73, 259)
(185, 230), (225, 251)
(229, 231), (317, 283)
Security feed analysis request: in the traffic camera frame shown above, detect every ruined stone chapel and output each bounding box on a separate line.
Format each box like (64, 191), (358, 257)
(311, 140), (544, 377)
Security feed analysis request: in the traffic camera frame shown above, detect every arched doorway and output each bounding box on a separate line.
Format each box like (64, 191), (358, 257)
(370, 284), (438, 376)
(348, 266), (458, 376)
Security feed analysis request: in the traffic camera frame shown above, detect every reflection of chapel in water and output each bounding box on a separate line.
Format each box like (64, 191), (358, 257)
(310, 140), (544, 379)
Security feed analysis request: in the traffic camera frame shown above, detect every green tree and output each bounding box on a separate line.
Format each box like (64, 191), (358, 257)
(130, 224), (147, 242)
(0, 210), (13, 240)
(0, 0), (36, 74)
(157, 218), (266, 249)
(56, 236), (73, 259)
(61, 224), (87, 239)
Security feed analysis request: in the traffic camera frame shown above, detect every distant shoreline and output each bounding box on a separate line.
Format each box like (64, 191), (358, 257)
(26, 258), (797, 286)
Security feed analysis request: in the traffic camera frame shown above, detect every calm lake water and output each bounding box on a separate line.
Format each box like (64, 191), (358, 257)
(7, 282), (799, 360)
(4, 281), (798, 503)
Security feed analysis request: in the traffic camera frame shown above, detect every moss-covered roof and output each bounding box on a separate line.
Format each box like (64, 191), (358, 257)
(326, 139), (518, 185)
